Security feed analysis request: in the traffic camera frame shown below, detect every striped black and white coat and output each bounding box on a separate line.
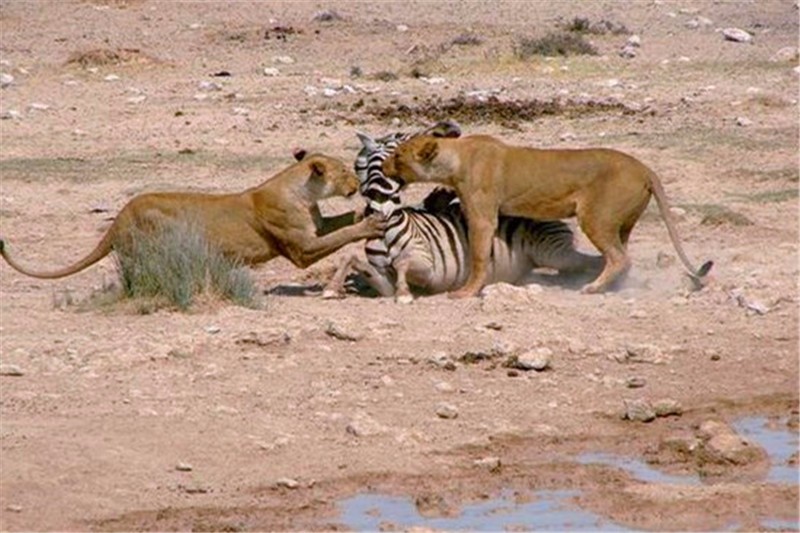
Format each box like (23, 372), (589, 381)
(324, 127), (603, 302)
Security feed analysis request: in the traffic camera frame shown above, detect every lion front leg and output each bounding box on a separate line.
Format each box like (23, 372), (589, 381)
(285, 214), (385, 269)
(450, 206), (497, 299)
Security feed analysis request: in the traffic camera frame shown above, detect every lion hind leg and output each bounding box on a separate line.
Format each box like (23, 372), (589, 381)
(578, 217), (632, 294)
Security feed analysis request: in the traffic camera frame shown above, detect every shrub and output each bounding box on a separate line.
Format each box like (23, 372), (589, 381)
(114, 220), (257, 310)
(515, 32), (597, 59)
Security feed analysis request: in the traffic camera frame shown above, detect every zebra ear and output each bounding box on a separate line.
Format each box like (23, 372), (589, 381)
(418, 140), (439, 162)
(426, 120), (461, 139)
(356, 132), (380, 153)
(293, 147), (308, 161)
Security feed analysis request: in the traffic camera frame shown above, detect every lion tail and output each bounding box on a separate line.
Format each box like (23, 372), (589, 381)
(649, 172), (714, 282)
(0, 228), (116, 280)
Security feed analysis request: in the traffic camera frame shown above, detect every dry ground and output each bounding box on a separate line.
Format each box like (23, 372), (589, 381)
(0, 1), (798, 531)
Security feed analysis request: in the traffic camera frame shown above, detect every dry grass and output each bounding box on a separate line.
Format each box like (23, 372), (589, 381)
(514, 32), (597, 59)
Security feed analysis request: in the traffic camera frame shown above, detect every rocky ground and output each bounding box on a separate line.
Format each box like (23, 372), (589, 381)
(0, 0), (798, 531)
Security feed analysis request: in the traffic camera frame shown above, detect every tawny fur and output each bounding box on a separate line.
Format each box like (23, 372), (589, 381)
(382, 134), (712, 298)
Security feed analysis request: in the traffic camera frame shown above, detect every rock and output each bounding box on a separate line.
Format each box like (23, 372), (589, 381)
(428, 352), (456, 370)
(126, 95), (146, 104)
(735, 116), (753, 127)
(198, 80), (222, 91)
(6, 504), (23, 512)
(275, 477), (300, 489)
(232, 107), (250, 116)
(626, 376), (646, 388)
(0, 72), (14, 88)
(0, 364), (24, 376)
(704, 433), (761, 465)
(103, 74), (120, 82)
(626, 35), (641, 47)
(473, 456), (501, 472)
(619, 343), (669, 365)
(434, 381), (455, 393)
(623, 399), (656, 422)
(325, 321), (362, 341)
(234, 329), (291, 347)
(175, 462), (193, 472)
(491, 339), (517, 357)
(272, 55), (295, 64)
(346, 412), (386, 437)
(514, 347), (552, 371)
(312, 9), (342, 22)
(396, 24), (409, 32)
(204, 325), (221, 334)
(697, 420), (734, 440)
(435, 402), (459, 419)
(28, 102), (50, 111)
(653, 398), (683, 417)
(181, 483), (209, 494)
(262, 67), (280, 76)
(1, 109), (21, 120)
(771, 46), (799, 62)
(722, 28), (753, 43)
(628, 309), (647, 319)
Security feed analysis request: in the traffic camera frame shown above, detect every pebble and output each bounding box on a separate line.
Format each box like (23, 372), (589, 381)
(275, 477), (300, 489)
(653, 398), (683, 417)
(175, 462), (193, 472)
(262, 67), (280, 76)
(103, 74), (120, 82)
(735, 116), (753, 127)
(198, 80), (222, 91)
(346, 412), (386, 437)
(0, 364), (24, 376)
(626, 376), (646, 388)
(435, 402), (459, 419)
(473, 456), (501, 472)
(28, 102), (50, 111)
(232, 107), (250, 116)
(722, 28), (753, 43)
(126, 95), (146, 104)
(182, 483), (208, 494)
(273, 55), (295, 64)
(623, 398), (656, 422)
(312, 9), (342, 22)
(626, 35), (641, 47)
(628, 309), (648, 319)
(325, 321), (362, 342)
(1, 109), (21, 120)
(0, 72), (14, 87)
(204, 325), (221, 334)
(514, 347), (552, 371)
(396, 24), (409, 32)
(434, 381), (455, 393)
(6, 504), (22, 512)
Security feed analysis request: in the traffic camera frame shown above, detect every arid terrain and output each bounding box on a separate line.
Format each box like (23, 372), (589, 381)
(0, 1), (798, 531)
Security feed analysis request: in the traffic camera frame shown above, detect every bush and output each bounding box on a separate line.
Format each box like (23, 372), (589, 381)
(114, 220), (257, 310)
(515, 32), (597, 59)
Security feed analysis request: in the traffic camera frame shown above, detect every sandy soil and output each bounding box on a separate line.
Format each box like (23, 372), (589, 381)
(0, 1), (798, 531)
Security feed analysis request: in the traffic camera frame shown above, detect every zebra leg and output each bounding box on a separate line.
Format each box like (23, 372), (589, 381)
(393, 258), (415, 304)
(322, 246), (362, 299)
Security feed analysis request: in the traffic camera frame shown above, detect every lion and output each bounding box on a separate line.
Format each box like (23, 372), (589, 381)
(0, 150), (385, 280)
(381, 134), (713, 298)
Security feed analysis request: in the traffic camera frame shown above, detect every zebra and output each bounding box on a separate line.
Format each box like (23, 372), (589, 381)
(323, 126), (604, 302)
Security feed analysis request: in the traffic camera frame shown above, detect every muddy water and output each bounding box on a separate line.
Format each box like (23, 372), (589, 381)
(337, 416), (798, 531)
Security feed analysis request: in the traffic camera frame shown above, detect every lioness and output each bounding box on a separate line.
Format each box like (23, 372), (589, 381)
(382, 134), (712, 297)
(0, 150), (385, 280)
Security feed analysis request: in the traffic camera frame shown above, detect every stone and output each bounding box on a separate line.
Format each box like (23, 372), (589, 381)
(435, 402), (459, 419)
(396, 24), (409, 32)
(272, 55), (295, 64)
(198, 80), (222, 91)
(262, 67), (280, 76)
(103, 74), (120, 82)
(204, 325), (221, 334)
(0, 72), (14, 88)
(6, 504), (22, 512)
(275, 477), (300, 489)
(735, 116), (753, 127)
(346, 412), (386, 437)
(312, 9), (342, 22)
(704, 433), (761, 465)
(0, 364), (24, 376)
(771, 46), (799, 62)
(514, 347), (552, 371)
(175, 462), (193, 472)
(1, 109), (21, 120)
(28, 102), (50, 111)
(473, 456), (501, 472)
(722, 28), (753, 43)
(325, 321), (362, 341)
(626, 376), (646, 388)
(626, 35), (641, 47)
(434, 381), (455, 393)
(697, 420), (734, 440)
(653, 398), (683, 417)
(623, 398), (656, 422)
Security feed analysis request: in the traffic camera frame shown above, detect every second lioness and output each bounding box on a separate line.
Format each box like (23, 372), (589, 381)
(1, 151), (384, 280)
(382, 135), (712, 297)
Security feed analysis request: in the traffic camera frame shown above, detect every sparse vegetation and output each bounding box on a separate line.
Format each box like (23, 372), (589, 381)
(114, 220), (258, 311)
(729, 188), (798, 204)
(561, 16), (629, 35)
(514, 32), (597, 59)
(451, 32), (483, 46)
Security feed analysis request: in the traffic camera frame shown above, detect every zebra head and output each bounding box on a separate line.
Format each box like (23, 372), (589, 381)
(354, 131), (408, 217)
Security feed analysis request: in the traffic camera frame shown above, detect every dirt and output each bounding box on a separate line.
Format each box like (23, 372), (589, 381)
(0, 0), (798, 531)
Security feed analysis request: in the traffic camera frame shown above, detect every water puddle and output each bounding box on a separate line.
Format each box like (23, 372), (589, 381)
(339, 489), (630, 532)
(337, 416), (797, 531)
(733, 416), (798, 485)
(576, 452), (700, 486)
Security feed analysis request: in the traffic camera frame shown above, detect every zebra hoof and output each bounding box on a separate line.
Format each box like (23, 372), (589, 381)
(396, 294), (414, 305)
(321, 289), (344, 300)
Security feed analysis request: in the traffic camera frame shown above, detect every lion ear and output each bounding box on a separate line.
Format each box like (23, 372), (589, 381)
(418, 140), (439, 162)
(427, 120), (461, 139)
(293, 148), (308, 161)
(308, 160), (326, 184)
